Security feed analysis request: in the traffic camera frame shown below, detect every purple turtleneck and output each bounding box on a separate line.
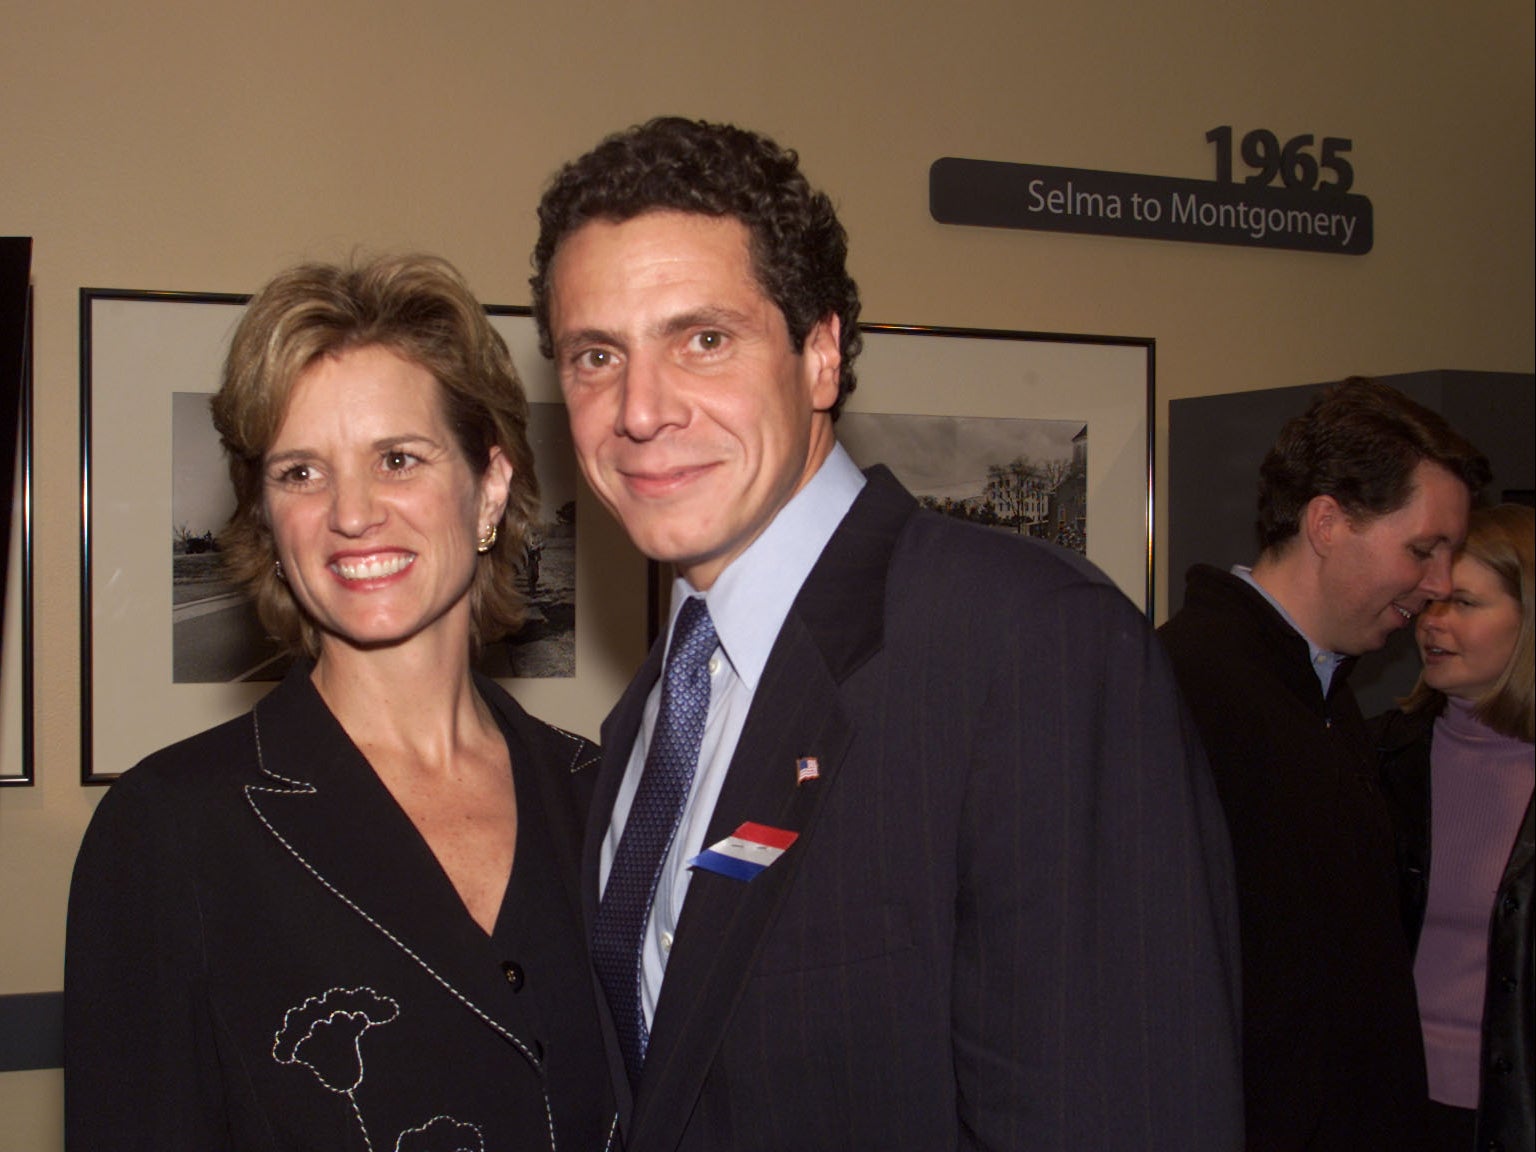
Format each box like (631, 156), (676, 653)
(1414, 697), (1534, 1107)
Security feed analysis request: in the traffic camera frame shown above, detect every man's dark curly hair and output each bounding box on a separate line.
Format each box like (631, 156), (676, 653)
(530, 116), (863, 417)
(1255, 376), (1491, 554)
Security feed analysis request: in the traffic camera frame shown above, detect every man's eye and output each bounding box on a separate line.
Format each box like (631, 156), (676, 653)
(578, 349), (613, 369)
(695, 331), (725, 351)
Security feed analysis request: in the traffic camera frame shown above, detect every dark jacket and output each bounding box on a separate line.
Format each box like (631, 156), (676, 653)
(65, 662), (617, 1151)
(1371, 705), (1535, 1152)
(1160, 564), (1428, 1152)
(590, 468), (1244, 1151)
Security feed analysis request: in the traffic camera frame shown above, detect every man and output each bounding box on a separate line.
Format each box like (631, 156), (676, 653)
(1159, 378), (1491, 1151)
(532, 117), (1242, 1150)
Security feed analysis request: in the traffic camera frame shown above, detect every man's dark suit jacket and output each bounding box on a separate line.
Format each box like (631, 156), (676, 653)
(585, 467), (1244, 1151)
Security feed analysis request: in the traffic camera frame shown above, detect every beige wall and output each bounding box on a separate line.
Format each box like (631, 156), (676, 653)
(2, 0), (1532, 1144)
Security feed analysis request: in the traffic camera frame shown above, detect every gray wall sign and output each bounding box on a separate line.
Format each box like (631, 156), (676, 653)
(930, 158), (1373, 255)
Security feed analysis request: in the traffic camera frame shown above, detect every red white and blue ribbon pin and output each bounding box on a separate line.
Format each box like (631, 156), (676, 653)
(690, 822), (799, 882)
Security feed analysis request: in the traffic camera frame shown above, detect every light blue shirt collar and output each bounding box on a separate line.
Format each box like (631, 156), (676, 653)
(1232, 564), (1347, 695)
(667, 442), (866, 692)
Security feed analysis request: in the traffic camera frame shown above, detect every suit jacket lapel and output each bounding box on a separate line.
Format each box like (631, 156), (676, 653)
(244, 664), (547, 1071)
(628, 467), (916, 1148)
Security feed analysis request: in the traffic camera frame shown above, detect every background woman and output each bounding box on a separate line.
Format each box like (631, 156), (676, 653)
(1373, 502), (1534, 1152)
(66, 255), (615, 1150)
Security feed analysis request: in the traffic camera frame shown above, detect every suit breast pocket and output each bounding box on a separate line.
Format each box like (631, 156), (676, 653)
(753, 897), (915, 976)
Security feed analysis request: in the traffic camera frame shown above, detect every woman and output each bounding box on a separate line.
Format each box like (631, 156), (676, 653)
(1373, 502), (1534, 1152)
(66, 255), (616, 1150)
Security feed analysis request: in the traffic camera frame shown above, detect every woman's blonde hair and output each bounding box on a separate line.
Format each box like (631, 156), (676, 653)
(1402, 502), (1534, 742)
(210, 254), (537, 658)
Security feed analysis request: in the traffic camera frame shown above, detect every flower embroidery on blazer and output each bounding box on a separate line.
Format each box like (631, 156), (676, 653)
(273, 986), (486, 1151)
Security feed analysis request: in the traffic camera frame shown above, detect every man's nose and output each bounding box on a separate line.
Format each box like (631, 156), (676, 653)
(614, 351), (688, 441)
(1418, 552), (1454, 599)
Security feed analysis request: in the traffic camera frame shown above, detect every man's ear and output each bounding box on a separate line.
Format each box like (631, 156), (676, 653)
(1304, 494), (1346, 556)
(804, 315), (842, 413)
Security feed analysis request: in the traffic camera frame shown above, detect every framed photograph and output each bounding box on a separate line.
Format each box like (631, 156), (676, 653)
(2, 238), (33, 786)
(80, 292), (648, 784)
(845, 324), (1153, 612)
(647, 323), (1154, 641)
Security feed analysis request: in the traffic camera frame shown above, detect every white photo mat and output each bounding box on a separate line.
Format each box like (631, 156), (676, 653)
(1, 409), (30, 785)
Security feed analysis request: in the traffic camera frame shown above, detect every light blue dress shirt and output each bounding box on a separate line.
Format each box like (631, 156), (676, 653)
(1233, 564), (1348, 695)
(600, 443), (867, 1029)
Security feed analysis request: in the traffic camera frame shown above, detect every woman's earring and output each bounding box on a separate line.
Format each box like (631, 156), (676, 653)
(476, 523), (498, 554)
(274, 558), (286, 581)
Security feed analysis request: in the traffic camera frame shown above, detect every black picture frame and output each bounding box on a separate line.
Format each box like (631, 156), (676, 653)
(2, 237), (34, 787)
(80, 291), (646, 784)
(852, 321), (1154, 612)
(647, 320), (1155, 645)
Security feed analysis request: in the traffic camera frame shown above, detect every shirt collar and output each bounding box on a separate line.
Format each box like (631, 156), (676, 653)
(667, 443), (866, 692)
(1232, 564), (1348, 693)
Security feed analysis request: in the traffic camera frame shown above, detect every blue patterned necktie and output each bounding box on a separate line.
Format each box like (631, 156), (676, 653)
(593, 596), (717, 1086)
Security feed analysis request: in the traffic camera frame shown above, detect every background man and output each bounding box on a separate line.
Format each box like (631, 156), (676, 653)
(532, 116), (1242, 1150)
(1160, 378), (1491, 1151)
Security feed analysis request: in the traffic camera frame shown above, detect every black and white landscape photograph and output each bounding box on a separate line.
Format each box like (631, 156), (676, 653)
(838, 412), (1088, 553)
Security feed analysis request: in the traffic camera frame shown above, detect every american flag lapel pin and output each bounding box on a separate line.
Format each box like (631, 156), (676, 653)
(795, 756), (820, 785)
